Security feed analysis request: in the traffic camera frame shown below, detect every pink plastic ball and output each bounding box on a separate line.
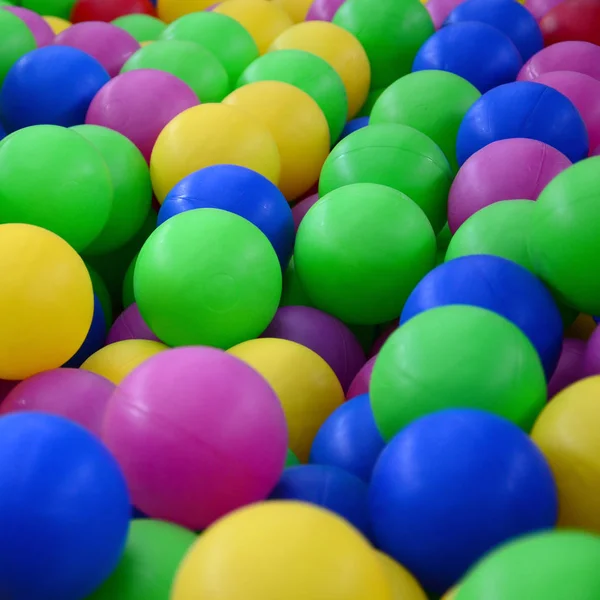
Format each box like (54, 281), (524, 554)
(582, 327), (600, 377)
(547, 338), (586, 399)
(292, 193), (318, 232)
(54, 22), (140, 78)
(0, 379), (18, 402)
(448, 138), (571, 233)
(305, 0), (344, 21)
(2, 6), (54, 47)
(426, 0), (463, 29)
(525, 0), (563, 20)
(101, 346), (288, 529)
(0, 369), (115, 436)
(86, 69), (198, 162)
(593, 145), (600, 156)
(107, 303), (160, 345)
(346, 354), (376, 400)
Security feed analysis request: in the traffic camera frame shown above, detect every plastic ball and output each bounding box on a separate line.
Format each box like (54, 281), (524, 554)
(23, 0), (75, 20)
(102, 346), (287, 529)
(237, 49), (348, 144)
(71, 0), (156, 23)
(149, 103), (280, 202)
(346, 356), (376, 399)
(0, 11), (35, 85)
(112, 13), (166, 41)
(457, 81), (588, 166)
(271, 0), (312, 22)
(223, 81), (329, 200)
(540, 0), (600, 46)
(89, 519), (196, 600)
(0, 412), (130, 599)
(548, 338), (585, 398)
(526, 0), (563, 20)
(107, 303), (159, 345)
(81, 339), (168, 384)
(371, 305), (547, 440)
(285, 448), (300, 467)
(228, 338), (345, 461)
(292, 194), (318, 233)
(305, 0), (343, 21)
(378, 553), (428, 600)
(339, 116), (368, 140)
(0, 46), (109, 131)
(269, 21), (370, 119)
(583, 326), (600, 376)
(0, 125), (113, 251)
(44, 15), (72, 33)
(332, 0), (434, 90)
(412, 22), (523, 94)
(319, 124), (452, 233)
(86, 69), (198, 163)
(357, 86), (384, 117)
(370, 409), (558, 595)
(87, 263), (113, 327)
(63, 295), (106, 367)
(370, 70), (480, 172)
(448, 139), (571, 232)
(157, 0), (214, 23)
(279, 256), (313, 307)
(425, 0), (462, 29)
(2, 6), (54, 46)
(0, 368), (114, 435)
(122, 254), (138, 308)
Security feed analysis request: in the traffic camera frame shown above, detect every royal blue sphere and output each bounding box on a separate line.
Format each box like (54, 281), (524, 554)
(412, 22), (523, 94)
(64, 295), (107, 368)
(310, 394), (385, 482)
(369, 409), (558, 595)
(157, 164), (295, 268)
(456, 81), (589, 165)
(0, 412), (130, 600)
(0, 46), (110, 133)
(445, 0), (543, 62)
(339, 116), (369, 141)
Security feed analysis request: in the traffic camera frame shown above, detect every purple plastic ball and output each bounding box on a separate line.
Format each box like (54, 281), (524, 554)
(107, 303), (160, 345)
(346, 354), (376, 399)
(2, 6), (54, 47)
(305, 0), (345, 21)
(292, 193), (318, 232)
(426, 0), (462, 28)
(548, 338), (586, 400)
(583, 327), (600, 377)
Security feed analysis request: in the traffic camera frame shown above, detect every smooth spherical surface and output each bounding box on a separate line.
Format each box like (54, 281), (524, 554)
(71, 0), (156, 23)
(526, 0), (563, 20)
(23, 0), (76, 20)
(2, 6), (54, 46)
(295, 183), (436, 325)
(540, 0), (600, 46)
(339, 116), (369, 140)
(347, 355), (376, 399)
(0, 413), (130, 600)
(305, 0), (343, 21)
(149, 103), (280, 202)
(102, 347), (287, 529)
(157, 0), (214, 23)
(548, 338), (585, 399)
(370, 409), (558, 595)
(272, 0), (312, 22)
(171, 502), (392, 600)
(112, 14), (166, 41)
(583, 327), (600, 376)
(44, 15), (72, 33)
(378, 553), (428, 600)
(107, 303), (159, 345)
(456, 81), (588, 166)
(62, 294), (106, 367)
(425, 0), (462, 28)
(412, 22), (523, 94)
(0, 10), (36, 85)
(228, 338), (345, 461)
(0, 45), (109, 131)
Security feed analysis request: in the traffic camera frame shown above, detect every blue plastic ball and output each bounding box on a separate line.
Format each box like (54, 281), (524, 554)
(269, 464), (372, 538)
(310, 394), (385, 482)
(369, 409), (558, 595)
(339, 116), (369, 141)
(0, 412), (130, 600)
(0, 46), (110, 133)
(445, 0), (543, 62)
(456, 81), (589, 165)
(157, 164), (295, 268)
(63, 295), (107, 368)
(412, 22), (523, 94)
(0, 124), (5, 142)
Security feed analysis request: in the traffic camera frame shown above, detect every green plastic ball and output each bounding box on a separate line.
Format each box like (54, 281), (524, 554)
(122, 253), (138, 309)
(0, 10), (36, 86)
(134, 208), (282, 349)
(21, 0), (75, 19)
(295, 183), (436, 325)
(238, 49), (348, 144)
(285, 448), (300, 467)
(319, 123), (453, 233)
(357, 87), (384, 118)
(280, 257), (313, 308)
(370, 305), (547, 441)
(86, 263), (113, 329)
(456, 531), (600, 600)
(371, 70), (481, 172)
(436, 222), (452, 265)
(529, 157), (600, 315)
(121, 40), (230, 103)
(160, 12), (259, 86)
(0, 125), (112, 252)
(88, 519), (196, 600)
(112, 14), (167, 42)
(333, 0), (434, 90)
(72, 125), (152, 256)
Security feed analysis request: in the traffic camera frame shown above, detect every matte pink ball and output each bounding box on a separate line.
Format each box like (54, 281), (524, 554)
(525, 0), (563, 20)
(305, 0), (344, 21)
(101, 346), (288, 530)
(107, 303), (160, 345)
(346, 354), (376, 400)
(292, 193), (318, 232)
(86, 69), (199, 162)
(426, 0), (463, 29)
(448, 138), (571, 233)
(582, 327), (600, 377)
(2, 6), (54, 47)
(0, 369), (115, 436)
(547, 338), (586, 400)
(54, 22), (140, 78)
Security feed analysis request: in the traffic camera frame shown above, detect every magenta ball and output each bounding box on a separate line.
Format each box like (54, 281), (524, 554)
(346, 354), (376, 400)
(583, 327), (600, 378)
(448, 138), (571, 233)
(426, 0), (463, 29)
(101, 346), (288, 530)
(370, 322), (397, 358)
(261, 306), (365, 392)
(0, 369), (115, 436)
(525, 0), (563, 20)
(547, 338), (586, 400)
(292, 193), (318, 232)
(594, 145), (600, 156)
(519, 41), (600, 82)
(54, 22), (140, 78)
(305, 0), (344, 21)
(2, 6), (54, 47)
(86, 69), (198, 162)
(0, 379), (18, 402)
(107, 303), (160, 345)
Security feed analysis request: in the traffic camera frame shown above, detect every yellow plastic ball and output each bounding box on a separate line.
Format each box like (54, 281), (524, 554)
(81, 340), (169, 384)
(214, 0), (293, 54)
(271, 0), (313, 23)
(377, 553), (428, 600)
(43, 16), (71, 34)
(228, 338), (344, 461)
(223, 81), (329, 200)
(171, 501), (393, 600)
(157, 0), (215, 23)
(0, 224), (93, 381)
(270, 21), (371, 119)
(531, 376), (600, 533)
(150, 103), (281, 202)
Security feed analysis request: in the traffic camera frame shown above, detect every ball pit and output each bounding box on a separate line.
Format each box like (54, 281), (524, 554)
(0, 10), (36, 85)
(2, 5), (54, 46)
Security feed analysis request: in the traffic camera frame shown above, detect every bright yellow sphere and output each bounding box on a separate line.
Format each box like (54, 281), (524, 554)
(0, 224), (93, 380)
(271, 0), (312, 22)
(171, 501), (393, 600)
(81, 340), (169, 384)
(531, 376), (600, 533)
(150, 103), (281, 202)
(43, 16), (71, 34)
(223, 81), (329, 200)
(377, 553), (428, 600)
(214, 0), (293, 54)
(157, 0), (215, 23)
(270, 21), (370, 119)
(228, 338), (344, 461)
